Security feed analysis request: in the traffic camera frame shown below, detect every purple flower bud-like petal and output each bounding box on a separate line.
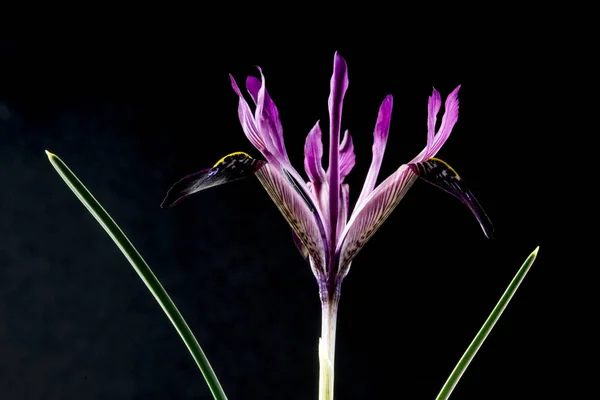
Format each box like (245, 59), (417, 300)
(354, 95), (393, 209)
(230, 74), (270, 156)
(255, 67), (289, 163)
(339, 129), (355, 182)
(304, 121), (326, 185)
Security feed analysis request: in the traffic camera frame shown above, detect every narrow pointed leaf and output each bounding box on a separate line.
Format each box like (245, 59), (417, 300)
(435, 246), (540, 400)
(45, 151), (228, 400)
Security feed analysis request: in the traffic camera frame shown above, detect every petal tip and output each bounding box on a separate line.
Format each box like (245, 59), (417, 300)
(333, 52), (348, 71)
(229, 74), (242, 95)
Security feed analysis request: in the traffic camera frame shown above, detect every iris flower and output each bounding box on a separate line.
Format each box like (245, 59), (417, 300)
(162, 52), (493, 399)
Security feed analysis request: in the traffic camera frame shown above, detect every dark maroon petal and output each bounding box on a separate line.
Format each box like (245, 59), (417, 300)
(409, 158), (494, 239)
(161, 152), (265, 208)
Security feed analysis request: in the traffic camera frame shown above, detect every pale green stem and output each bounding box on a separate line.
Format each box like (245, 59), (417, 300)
(435, 246), (539, 400)
(45, 151), (228, 400)
(319, 294), (339, 400)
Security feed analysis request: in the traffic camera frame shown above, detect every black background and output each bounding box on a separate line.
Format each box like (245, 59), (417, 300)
(0, 10), (582, 400)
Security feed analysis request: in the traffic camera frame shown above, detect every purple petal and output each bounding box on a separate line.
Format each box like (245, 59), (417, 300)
(339, 129), (355, 181)
(426, 89), (442, 155)
(355, 95), (393, 209)
(230, 74), (270, 153)
(429, 85), (460, 156)
(326, 52), (349, 247)
(411, 86), (461, 163)
(255, 67), (289, 161)
(246, 75), (261, 104)
(337, 165), (417, 275)
(304, 121), (326, 185)
(255, 163), (327, 275)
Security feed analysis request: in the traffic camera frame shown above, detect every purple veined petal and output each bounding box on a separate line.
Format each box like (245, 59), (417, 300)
(354, 95), (393, 210)
(246, 75), (261, 104)
(279, 158), (330, 239)
(339, 129), (355, 182)
(428, 85), (460, 156)
(337, 164), (417, 276)
(304, 121), (326, 185)
(410, 86), (461, 163)
(230, 74), (270, 154)
(255, 163), (328, 276)
(255, 67), (289, 162)
(291, 231), (325, 281)
(426, 89), (442, 155)
(161, 152), (266, 208)
(292, 231), (309, 260)
(327, 52), (349, 250)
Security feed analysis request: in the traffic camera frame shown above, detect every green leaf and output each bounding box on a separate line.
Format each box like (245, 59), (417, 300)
(45, 151), (228, 400)
(435, 246), (540, 400)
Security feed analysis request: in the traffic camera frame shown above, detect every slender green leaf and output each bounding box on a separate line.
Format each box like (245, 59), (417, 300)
(435, 246), (540, 400)
(46, 151), (228, 400)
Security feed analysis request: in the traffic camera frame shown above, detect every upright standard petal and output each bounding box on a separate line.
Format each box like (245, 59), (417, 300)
(355, 95), (393, 209)
(304, 121), (326, 185)
(426, 89), (442, 155)
(255, 163), (327, 276)
(429, 85), (460, 156)
(337, 165), (417, 275)
(230, 75), (270, 153)
(411, 86), (461, 163)
(327, 52), (349, 254)
(255, 68), (289, 162)
(339, 130), (355, 182)
(245, 75), (261, 104)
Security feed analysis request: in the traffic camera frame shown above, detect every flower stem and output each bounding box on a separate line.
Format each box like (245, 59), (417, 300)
(319, 291), (339, 400)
